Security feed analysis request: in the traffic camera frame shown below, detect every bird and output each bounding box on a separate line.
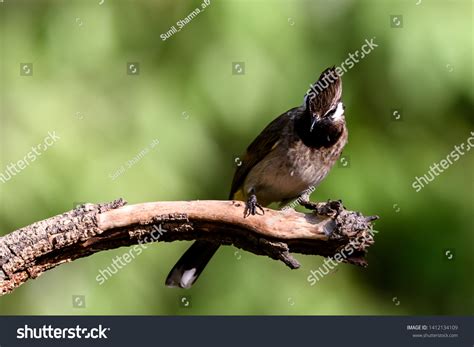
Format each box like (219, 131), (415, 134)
(166, 66), (348, 288)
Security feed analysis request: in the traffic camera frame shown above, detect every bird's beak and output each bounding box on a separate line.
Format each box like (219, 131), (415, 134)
(310, 114), (318, 132)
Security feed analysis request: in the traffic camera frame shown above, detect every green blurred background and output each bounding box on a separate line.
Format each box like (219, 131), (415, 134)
(0, 0), (472, 315)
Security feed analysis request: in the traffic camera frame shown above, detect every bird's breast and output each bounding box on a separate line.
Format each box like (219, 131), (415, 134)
(242, 128), (347, 205)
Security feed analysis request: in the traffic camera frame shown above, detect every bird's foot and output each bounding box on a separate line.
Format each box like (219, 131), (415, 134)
(300, 199), (343, 217)
(244, 194), (264, 218)
(300, 199), (319, 210)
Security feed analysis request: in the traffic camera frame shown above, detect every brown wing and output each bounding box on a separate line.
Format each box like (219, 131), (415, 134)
(229, 108), (297, 199)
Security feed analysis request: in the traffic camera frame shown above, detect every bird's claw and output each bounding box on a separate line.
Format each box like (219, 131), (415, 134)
(300, 199), (319, 210)
(244, 195), (264, 218)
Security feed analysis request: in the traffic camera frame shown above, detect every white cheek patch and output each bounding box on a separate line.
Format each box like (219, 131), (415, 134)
(332, 102), (344, 121)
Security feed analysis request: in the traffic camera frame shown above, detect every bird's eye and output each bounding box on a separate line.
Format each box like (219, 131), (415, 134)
(324, 107), (337, 118)
(325, 102), (344, 120)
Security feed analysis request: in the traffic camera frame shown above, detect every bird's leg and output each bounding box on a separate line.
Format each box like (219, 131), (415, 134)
(244, 191), (264, 218)
(300, 195), (344, 218)
(299, 191), (319, 211)
(300, 199), (319, 210)
(300, 196), (344, 237)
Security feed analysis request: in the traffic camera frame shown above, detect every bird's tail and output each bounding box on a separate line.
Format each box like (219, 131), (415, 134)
(165, 241), (220, 289)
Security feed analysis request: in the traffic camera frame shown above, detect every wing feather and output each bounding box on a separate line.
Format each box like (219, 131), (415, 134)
(228, 108), (297, 199)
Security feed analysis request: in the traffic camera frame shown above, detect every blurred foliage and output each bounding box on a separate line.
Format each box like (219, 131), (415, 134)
(0, 0), (472, 315)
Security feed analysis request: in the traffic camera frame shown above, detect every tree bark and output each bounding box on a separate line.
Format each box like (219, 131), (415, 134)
(0, 198), (378, 296)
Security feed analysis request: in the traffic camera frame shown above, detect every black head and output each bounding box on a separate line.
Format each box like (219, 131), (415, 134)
(304, 67), (344, 131)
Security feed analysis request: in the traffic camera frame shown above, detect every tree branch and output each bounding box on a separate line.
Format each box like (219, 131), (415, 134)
(0, 198), (378, 296)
